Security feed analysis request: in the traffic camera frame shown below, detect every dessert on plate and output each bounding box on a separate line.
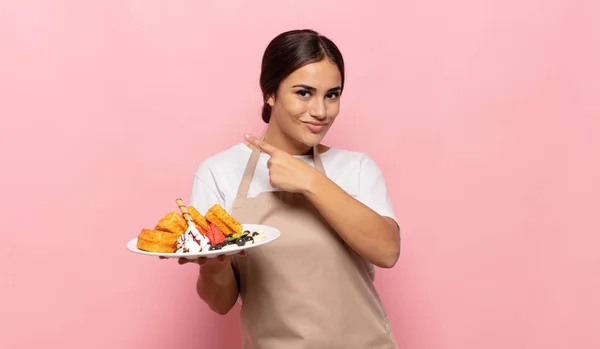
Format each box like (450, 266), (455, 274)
(137, 228), (181, 253)
(136, 199), (265, 254)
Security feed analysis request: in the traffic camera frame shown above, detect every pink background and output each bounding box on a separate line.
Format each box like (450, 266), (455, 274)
(1, 1), (599, 348)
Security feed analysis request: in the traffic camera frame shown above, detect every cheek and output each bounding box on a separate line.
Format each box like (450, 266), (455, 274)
(323, 101), (340, 121)
(281, 98), (308, 119)
(328, 102), (340, 117)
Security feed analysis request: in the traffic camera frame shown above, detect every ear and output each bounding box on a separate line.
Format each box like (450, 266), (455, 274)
(266, 95), (275, 107)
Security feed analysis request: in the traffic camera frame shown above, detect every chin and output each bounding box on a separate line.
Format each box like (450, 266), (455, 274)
(298, 132), (325, 147)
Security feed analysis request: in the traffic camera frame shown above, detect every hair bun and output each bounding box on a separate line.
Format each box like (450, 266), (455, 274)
(262, 103), (271, 123)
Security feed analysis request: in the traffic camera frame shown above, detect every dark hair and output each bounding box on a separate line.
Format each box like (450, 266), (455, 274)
(259, 29), (345, 123)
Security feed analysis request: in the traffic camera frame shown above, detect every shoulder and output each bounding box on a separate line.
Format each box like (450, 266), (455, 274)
(193, 143), (250, 179)
(322, 147), (381, 172)
(321, 147), (387, 197)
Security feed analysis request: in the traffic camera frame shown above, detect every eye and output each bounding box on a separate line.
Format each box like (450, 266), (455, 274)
(326, 92), (340, 100)
(295, 90), (311, 98)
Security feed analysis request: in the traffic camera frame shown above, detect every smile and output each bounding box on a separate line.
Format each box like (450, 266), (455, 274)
(301, 121), (328, 132)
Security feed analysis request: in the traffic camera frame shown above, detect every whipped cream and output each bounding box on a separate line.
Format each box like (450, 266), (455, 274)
(176, 227), (210, 253)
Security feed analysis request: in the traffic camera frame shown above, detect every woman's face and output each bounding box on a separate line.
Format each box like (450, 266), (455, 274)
(267, 59), (342, 147)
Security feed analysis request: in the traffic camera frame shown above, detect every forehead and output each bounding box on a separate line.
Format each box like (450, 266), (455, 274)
(282, 59), (342, 88)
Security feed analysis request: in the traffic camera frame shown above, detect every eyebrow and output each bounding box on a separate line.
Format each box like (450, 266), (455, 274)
(292, 84), (342, 93)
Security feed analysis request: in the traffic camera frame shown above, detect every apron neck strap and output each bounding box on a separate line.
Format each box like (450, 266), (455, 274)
(236, 145), (325, 199)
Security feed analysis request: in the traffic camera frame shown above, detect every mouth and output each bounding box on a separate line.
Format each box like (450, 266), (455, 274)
(301, 121), (329, 133)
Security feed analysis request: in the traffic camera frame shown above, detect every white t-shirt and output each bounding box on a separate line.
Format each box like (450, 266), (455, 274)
(189, 142), (399, 280)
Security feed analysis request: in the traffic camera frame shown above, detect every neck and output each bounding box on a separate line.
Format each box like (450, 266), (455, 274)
(263, 124), (314, 156)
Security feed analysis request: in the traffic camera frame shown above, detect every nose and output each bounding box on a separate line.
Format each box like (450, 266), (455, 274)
(309, 98), (326, 120)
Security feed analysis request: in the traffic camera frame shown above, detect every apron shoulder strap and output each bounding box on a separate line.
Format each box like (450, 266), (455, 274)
(236, 146), (261, 199)
(313, 147), (325, 174)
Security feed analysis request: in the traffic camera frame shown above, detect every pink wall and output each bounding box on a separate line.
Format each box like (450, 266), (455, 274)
(1, 1), (599, 348)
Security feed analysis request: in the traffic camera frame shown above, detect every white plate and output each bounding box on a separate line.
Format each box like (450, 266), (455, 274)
(126, 224), (280, 259)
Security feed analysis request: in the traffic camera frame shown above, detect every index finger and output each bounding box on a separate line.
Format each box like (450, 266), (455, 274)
(244, 134), (279, 155)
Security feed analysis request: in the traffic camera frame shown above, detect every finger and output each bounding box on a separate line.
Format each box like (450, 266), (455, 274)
(177, 258), (189, 265)
(244, 134), (279, 155)
(237, 250), (247, 257)
(197, 257), (207, 265)
(216, 255), (227, 263)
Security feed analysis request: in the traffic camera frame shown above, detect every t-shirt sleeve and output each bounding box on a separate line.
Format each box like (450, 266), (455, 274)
(357, 155), (399, 229)
(189, 164), (225, 215)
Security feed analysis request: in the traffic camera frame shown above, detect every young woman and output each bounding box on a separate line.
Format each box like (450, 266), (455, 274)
(183, 29), (400, 348)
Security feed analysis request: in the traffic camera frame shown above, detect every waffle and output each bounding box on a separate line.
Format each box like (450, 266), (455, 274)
(155, 212), (187, 235)
(137, 228), (180, 253)
(205, 204), (242, 236)
(188, 206), (209, 231)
